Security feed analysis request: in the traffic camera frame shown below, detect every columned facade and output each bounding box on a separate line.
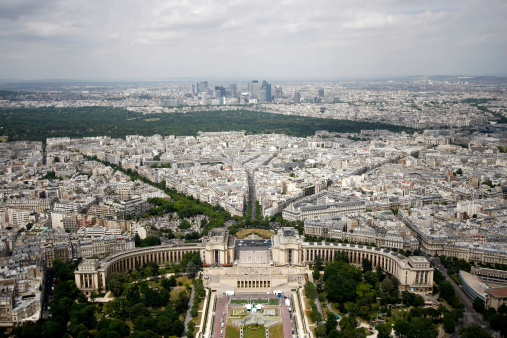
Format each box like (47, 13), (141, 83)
(297, 242), (433, 292)
(75, 227), (434, 294)
(75, 243), (202, 294)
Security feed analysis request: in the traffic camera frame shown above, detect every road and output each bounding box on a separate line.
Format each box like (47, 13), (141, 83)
(213, 296), (229, 338)
(247, 171), (256, 220)
(430, 256), (496, 337)
(280, 296), (296, 337)
(41, 269), (54, 319)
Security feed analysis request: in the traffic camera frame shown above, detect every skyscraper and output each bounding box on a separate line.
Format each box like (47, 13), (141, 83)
(200, 81), (208, 93)
(262, 80), (272, 102)
(215, 86), (226, 97)
(318, 88), (324, 98)
(248, 81), (261, 100)
(274, 86), (283, 99)
(229, 84), (237, 98)
(294, 91), (301, 104)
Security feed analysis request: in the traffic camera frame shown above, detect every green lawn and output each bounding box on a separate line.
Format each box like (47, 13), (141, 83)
(269, 324), (284, 338)
(236, 228), (275, 239)
(268, 299), (279, 305)
(244, 325), (266, 338)
(225, 325), (240, 338)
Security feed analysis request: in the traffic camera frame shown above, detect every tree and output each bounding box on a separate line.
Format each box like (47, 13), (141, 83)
(325, 311), (338, 334)
(160, 277), (172, 290)
(401, 290), (425, 307)
(156, 316), (172, 334)
(362, 258), (372, 272)
(107, 272), (128, 296)
(144, 287), (162, 307)
(171, 320), (185, 336)
(380, 278), (396, 303)
(129, 303), (150, 321)
(438, 281), (455, 301)
(376, 265), (385, 281)
(186, 261), (198, 278)
(488, 313), (507, 336)
(442, 312), (456, 333)
(140, 235), (161, 247)
(315, 325), (327, 337)
(314, 255), (324, 270)
(310, 310), (323, 323)
(459, 324), (493, 338)
(178, 220), (191, 230)
(394, 320), (412, 338)
(376, 322), (392, 338)
(305, 281), (317, 300)
(187, 320), (196, 333)
(109, 319), (130, 337)
(356, 282), (374, 299)
(363, 271), (379, 289)
(105, 297), (130, 320)
(325, 275), (357, 303)
(411, 317), (438, 338)
(473, 297), (485, 313)
(174, 290), (189, 313)
(134, 233), (141, 247)
(339, 315), (358, 331)
(168, 275), (177, 287)
(41, 320), (64, 338)
(313, 268), (321, 281)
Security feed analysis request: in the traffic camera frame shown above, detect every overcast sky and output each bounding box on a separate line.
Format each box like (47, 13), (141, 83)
(0, 0), (506, 80)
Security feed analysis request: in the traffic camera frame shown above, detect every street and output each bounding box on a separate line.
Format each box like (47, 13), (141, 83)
(430, 256), (496, 337)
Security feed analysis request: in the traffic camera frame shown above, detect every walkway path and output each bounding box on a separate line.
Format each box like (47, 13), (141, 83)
(182, 285), (195, 337)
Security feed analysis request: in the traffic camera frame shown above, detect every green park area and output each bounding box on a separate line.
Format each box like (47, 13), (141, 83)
(244, 325), (266, 338)
(235, 228), (275, 239)
(0, 107), (413, 142)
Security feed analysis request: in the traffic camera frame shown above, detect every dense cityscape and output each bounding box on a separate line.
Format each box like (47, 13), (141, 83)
(0, 77), (506, 337)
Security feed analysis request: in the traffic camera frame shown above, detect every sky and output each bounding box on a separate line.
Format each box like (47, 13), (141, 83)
(0, 0), (506, 81)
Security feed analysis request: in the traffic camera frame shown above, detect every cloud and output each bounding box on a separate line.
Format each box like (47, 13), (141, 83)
(0, 0), (505, 79)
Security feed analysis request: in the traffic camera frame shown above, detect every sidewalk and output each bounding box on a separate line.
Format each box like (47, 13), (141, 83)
(182, 285), (195, 337)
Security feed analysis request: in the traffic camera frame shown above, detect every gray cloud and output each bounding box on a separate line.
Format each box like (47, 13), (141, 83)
(0, 0), (505, 80)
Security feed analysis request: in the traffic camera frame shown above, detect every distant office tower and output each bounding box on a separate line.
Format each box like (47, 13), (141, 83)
(294, 92), (301, 103)
(201, 92), (208, 105)
(215, 89), (222, 99)
(230, 84), (237, 98)
(262, 80), (272, 102)
(215, 86), (226, 98)
(200, 81), (208, 92)
(193, 81), (200, 96)
(318, 88), (324, 98)
(274, 86), (283, 99)
(248, 81), (261, 100)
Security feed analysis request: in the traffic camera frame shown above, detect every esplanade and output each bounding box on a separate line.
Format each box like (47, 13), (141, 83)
(75, 227), (433, 294)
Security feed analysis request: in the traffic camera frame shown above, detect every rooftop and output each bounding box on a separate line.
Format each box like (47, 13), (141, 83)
(487, 287), (507, 299)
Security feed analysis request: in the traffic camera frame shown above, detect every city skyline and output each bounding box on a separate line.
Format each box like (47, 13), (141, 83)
(0, 0), (506, 81)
